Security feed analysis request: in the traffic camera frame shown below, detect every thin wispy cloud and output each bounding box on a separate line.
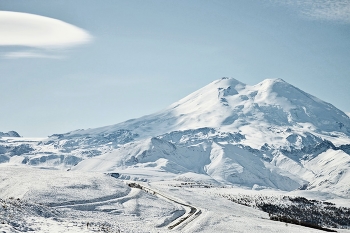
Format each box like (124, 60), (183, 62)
(3, 50), (64, 59)
(274, 0), (350, 23)
(0, 11), (92, 59)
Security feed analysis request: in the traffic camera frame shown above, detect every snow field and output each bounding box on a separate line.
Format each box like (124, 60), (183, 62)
(1, 165), (350, 232)
(0, 165), (184, 232)
(148, 182), (349, 233)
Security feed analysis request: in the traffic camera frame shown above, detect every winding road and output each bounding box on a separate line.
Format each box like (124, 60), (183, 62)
(128, 182), (202, 230)
(52, 181), (201, 231)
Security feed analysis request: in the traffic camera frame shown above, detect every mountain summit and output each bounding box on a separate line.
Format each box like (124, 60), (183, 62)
(2, 78), (350, 196)
(166, 77), (350, 135)
(63, 77), (350, 148)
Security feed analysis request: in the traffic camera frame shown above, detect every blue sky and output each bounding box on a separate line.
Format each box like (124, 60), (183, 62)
(1, 0), (350, 137)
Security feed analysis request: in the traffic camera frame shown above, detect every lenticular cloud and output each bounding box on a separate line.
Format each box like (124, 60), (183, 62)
(0, 11), (92, 48)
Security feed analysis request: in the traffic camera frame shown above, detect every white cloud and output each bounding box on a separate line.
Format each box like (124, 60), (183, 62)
(273, 0), (350, 23)
(3, 50), (64, 59)
(0, 11), (92, 58)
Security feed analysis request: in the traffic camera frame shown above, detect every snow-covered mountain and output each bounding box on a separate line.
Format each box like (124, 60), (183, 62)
(56, 77), (350, 142)
(1, 78), (350, 196)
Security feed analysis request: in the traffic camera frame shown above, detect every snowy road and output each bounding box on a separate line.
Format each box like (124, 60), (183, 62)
(127, 182), (202, 230)
(48, 179), (201, 231)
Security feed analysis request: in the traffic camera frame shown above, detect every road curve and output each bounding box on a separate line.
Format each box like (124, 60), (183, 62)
(127, 182), (201, 230)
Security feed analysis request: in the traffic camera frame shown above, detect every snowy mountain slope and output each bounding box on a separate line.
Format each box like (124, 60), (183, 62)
(74, 136), (303, 191)
(1, 77), (350, 196)
(305, 149), (350, 196)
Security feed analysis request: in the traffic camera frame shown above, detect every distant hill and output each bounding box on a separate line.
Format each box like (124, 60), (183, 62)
(0, 131), (20, 137)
